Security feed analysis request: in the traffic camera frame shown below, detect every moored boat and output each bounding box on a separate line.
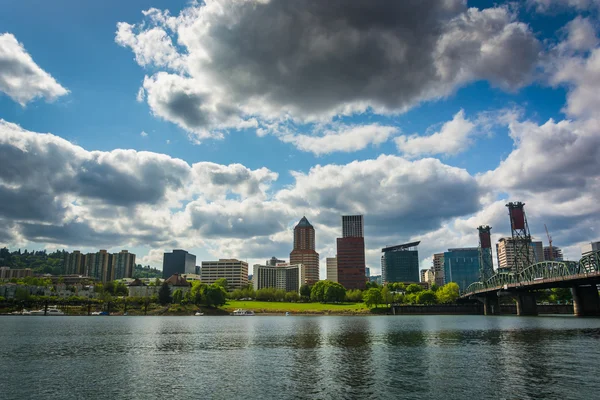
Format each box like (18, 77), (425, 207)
(232, 309), (255, 316)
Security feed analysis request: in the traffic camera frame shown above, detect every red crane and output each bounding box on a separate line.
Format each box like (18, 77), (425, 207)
(545, 224), (553, 261)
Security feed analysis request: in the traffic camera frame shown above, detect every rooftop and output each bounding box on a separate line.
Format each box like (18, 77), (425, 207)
(295, 216), (313, 228)
(382, 241), (421, 252)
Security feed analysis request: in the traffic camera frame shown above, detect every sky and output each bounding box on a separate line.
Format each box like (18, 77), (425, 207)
(1, 0), (600, 278)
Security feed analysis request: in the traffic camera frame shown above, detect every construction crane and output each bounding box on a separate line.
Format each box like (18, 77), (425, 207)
(545, 224), (553, 261)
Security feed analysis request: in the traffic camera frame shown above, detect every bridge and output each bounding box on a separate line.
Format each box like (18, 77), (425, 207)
(461, 251), (600, 316)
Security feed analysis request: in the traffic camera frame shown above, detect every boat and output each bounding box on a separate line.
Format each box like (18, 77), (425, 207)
(285, 312), (290, 316)
(194, 312), (204, 316)
(232, 309), (255, 316)
(91, 311), (101, 316)
(29, 306), (65, 316)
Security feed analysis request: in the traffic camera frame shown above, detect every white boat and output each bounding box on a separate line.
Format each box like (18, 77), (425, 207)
(29, 307), (65, 316)
(232, 309), (255, 316)
(194, 312), (204, 316)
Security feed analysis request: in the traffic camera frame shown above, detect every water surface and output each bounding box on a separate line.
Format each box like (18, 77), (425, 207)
(1, 315), (599, 399)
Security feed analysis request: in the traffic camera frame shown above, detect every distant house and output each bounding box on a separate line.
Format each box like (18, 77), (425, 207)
(164, 274), (191, 295)
(127, 278), (159, 298)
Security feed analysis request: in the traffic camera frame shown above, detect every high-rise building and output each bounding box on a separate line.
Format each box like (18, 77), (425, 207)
(326, 257), (338, 282)
(423, 268), (435, 285)
(420, 269), (427, 282)
(337, 215), (366, 290)
(433, 253), (445, 286)
(342, 215), (364, 238)
(582, 241), (600, 256)
(443, 248), (480, 291)
(290, 217), (319, 284)
(64, 250), (85, 275)
(497, 237), (535, 273)
(113, 250), (136, 280)
(253, 263), (304, 293)
(0, 267), (33, 279)
(543, 246), (564, 261)
(381, 242), (420, 284)
(531, 240), (544, 262)
(163, 250), (196, 279)
(85, 250), (114, 283)
(266, 257), (286, 266)
(365, 267), (370, 277)
(337, 237), (366, 290)
(201, 259), (249, 290)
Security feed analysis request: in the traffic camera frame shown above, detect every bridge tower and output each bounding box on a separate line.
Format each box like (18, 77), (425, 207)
(506, 202), (533, 274)
(478, 225), (494, 281)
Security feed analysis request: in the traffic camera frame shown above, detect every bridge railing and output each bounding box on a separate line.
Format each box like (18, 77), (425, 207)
(461, 250), (600, 296)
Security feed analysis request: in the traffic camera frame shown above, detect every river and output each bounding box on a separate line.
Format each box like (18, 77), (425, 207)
(1, 315), (599, 399)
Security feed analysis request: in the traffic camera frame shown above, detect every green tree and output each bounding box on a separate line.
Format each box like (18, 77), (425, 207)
(214, 278), (229, 291)
(345, 289), (363, 302)
(406, 283), (424, 294)
(203, 284), (227, 307)
(158, 282), (172, 305)
(436, 282), (460, 304)
(381, 286), (392, 305)
(323, 281), (346, 303)
(416, 290), (438, 304)
(430, 284), (439, 292)
(285, 291), (300, 302)
(172, 289), (183, 304)
(363, 288), (383, 308)
(300, 284), (312, 300)
(190, 281), (204, 305)
(14, 287), (30, 302)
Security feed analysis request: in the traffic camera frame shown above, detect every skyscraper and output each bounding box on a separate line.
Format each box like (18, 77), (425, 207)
(113, 250), (136, 280)
(337, 215), (366, 290)
(543, 246), (563, 261)
(433, 253), (445, 286)
(497, 237), (535, 272)
(290, 216), (319, 284)
(443, 248), (480, 291)
(64, 250), (85, 275)
(201, 259), (249, 290)
(381, 242), (419, 283)
(85, 250), (114, 283)
(163, 250), (197, 279)
(342, 215), (364, 238)
(326, 256), (338, 282)
(531, 240), (544, 262)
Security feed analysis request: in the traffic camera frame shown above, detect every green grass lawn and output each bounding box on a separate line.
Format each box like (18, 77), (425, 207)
(224, 300), (369, 314)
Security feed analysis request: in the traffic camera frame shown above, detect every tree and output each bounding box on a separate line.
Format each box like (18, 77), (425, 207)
(345, 289), (363, 303)
(381, 286), (392, 305)
(214, 278), (229, 291)
(158, 282), (172, 305)
(363, 288), (383, 308)
(436, 282), (460, 304)
(190, 281), (204, 305)
(416, 290), (437, 304)
(203, 284), (227, 307)
(430, 284), (439, 292)
(172, 289), (183, 304)
(300, 284), (312, 300)
(323, 282), (346, 303)
(406, 283), (424, 294)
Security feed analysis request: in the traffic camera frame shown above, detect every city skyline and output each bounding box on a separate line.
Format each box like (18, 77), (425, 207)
(1, 1), (600, 279)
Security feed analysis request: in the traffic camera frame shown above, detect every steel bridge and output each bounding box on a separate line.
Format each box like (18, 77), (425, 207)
(461, 251), (600, 316)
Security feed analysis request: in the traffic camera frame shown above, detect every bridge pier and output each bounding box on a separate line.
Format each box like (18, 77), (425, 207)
(483, 294), (500, 315)
(516, 292), (538, 316)
(572, 285), (600, 316)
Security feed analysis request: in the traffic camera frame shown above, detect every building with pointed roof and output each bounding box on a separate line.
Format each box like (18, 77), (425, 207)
(290, 216), (319, 284)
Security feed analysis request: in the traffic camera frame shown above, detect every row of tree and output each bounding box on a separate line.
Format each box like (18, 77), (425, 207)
(362, 282), (460, 308)
(158, 281), (228, 308)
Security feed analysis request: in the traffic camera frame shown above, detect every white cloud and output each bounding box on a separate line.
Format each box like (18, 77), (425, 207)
(395, 110), (475, 157)
(140, 131), (148, 137)
(0, 33), (69, 106)
(528, 0), (600, 12)
(279, 124), (398, 156)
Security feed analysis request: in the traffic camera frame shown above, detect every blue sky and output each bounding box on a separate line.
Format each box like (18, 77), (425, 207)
(1, 0), (599, 275)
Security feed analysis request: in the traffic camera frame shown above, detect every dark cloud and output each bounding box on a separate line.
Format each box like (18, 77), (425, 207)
(119, 0), (541, 136)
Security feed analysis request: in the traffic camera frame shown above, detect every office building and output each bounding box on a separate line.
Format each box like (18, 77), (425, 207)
(337, 236), (366, 289)
(381, 242), (420, 284)
(337, 215), (366, 290)
(113, 250), (136, 280)
(369, 275), (382, 285)
(85, 250), (114, 283)
(290, 217), (320, 284)
(532, 240), (544, 262)
(163, 250), (196, 279)
(443, 248), (480, 291)
(64, 250), (85, 275)
(433, 253), (445, 286)
(543, 246), (563, 261)
(266, 257), (286, 266)
(326, 257), (338, 282)
(342, 215), (364, 238)
(497, 237), (535, 273)
(201, 259), (248, 290)
(423, 268), (435, 285)
(253, 263), (304, 292)
(582, 241), (600, 256)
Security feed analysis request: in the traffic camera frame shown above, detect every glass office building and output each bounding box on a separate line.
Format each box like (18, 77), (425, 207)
(381, 242), (420, 283)
(443, 248), (480, 291)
